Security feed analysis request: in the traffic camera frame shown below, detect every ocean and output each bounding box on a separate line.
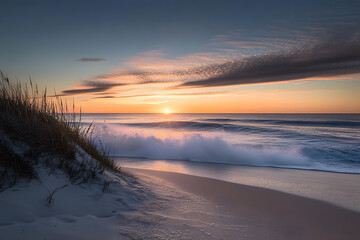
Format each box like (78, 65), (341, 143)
(81, 113), (360, 174)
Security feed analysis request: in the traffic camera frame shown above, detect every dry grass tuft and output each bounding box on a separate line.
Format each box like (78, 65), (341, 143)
(0, 72), (120, 188)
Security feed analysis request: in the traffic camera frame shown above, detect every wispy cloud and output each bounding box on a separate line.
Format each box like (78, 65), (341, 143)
(260, 89), (340, 94)
(58, 81), (123, 96)
(75, 58), (106, 62)
(176, 32), (360, 88)
(92, 95), (117, 99)
(208, 30), (313, 51)
(62, 29), (360, 99)
(91, 91), (230, 100)
(125, 50), (233, 71)
(92, 30), (360, 90)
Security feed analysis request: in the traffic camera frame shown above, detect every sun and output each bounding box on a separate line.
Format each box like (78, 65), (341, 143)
(164, 108), (170, 114)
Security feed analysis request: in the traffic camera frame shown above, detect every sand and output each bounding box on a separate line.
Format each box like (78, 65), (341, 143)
(1, 162), (359, 239)
(117, 157), (360, 212)
(128, 168), (360, 240)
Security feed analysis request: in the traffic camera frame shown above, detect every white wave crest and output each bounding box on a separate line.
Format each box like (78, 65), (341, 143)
(92, 124), (310, 168)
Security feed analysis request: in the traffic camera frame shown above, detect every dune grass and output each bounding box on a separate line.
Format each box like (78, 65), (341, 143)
(0, 72), (120, 188)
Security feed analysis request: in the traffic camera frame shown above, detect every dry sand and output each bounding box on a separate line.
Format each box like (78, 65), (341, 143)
(129, 168), (360, 240)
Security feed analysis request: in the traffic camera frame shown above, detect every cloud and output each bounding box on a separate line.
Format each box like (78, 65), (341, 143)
(208, 30), (309, 51)
(125, 51), (232, 71)
(92, 95), (116, 99)
(88, 30), (360, 90)
(100, 91), (230, 99)
(176, 32), (360, 88)
(58, 81), (123, 96)
(62, 29), (360, 99)
(75, 58), (106, 62)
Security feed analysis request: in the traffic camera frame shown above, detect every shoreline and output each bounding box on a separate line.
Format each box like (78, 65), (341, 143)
(127, 167), (360, 240)
(113, 156), (360, 174)
(117, 157), (360, 212)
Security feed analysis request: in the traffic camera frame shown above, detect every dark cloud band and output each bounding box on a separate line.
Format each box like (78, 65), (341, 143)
(59, 81), (122, 96)
(75, 58), (106, 62)
(177, 33), (360, 88)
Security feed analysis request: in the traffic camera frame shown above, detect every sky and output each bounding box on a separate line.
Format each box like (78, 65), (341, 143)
(0, 0), (359, 113)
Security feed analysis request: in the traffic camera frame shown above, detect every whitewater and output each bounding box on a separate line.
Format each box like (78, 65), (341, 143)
(81, 113), (360, 174)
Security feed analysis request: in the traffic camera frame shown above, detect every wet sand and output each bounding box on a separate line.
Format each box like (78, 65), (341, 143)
(128, 168), (360, 240)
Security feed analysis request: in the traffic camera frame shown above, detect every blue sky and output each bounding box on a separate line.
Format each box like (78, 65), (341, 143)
(0, 0), (359, 112)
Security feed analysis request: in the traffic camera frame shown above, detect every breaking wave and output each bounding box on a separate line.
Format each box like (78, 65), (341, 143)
(78, 113), (360, 174)
(92, 124), (326, 171)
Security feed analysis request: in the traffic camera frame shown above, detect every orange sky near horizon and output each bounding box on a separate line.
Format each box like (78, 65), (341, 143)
(74, 79), (360, 114)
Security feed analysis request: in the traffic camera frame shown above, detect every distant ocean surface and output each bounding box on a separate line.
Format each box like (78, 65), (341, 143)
(81, 113), (360, 174)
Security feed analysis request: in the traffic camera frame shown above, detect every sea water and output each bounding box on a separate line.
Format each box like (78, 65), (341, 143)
(81, 113), (360, 174)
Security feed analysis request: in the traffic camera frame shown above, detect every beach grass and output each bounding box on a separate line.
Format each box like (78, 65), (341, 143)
(0, 72), (120, 189)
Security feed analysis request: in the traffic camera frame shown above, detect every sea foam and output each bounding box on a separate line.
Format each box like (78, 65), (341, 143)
(93, 123), (310, 168)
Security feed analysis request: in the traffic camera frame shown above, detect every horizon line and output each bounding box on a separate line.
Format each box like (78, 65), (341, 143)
(68, 112), (360, 114)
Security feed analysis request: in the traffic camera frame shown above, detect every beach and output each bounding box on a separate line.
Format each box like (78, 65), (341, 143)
(1, 160), (359, 239)
(1, 1), (360, 238)
(1, 111), (360, 239)
(127, 166), (360, 240)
